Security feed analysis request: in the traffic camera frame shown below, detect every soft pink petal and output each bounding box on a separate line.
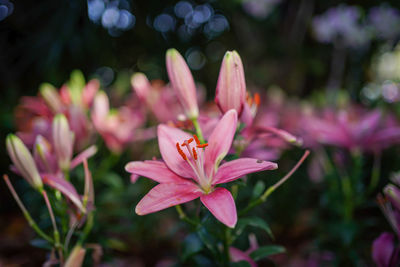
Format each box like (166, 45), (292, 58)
(130, 174), (139, 183)
(213, 158), (278, 185)
(204, 110), (238, 177)
(82, 79), (100, 107)
(70, 145), (98, 169)
(157, 124), (196, 178)
(200, 187), (237, 228)
(230, 247), (257, 267)
(42, 174), (85, 213)
(125, 160), (190, 184)
(135, 183), (202, 215)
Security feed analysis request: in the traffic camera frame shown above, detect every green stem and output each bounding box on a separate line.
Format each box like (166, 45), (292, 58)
(368, 152), (381, 194)
(3, 175), (53, 243)
(78, 211), (94, 245)
(191, 118), (205, 143)
(223, 227), (231, 265)
(42, 190), (63, 263)
(239, 151), (310, 216)
(342, 175), (353, 221)
(175, 205), (198, 227)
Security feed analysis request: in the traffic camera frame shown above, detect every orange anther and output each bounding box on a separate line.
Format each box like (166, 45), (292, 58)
(254, 93), (260, 106)
(197, 143), (208, 148)
(176, 142), (187, 160)
(187, 138), (194, 143)
(192, 147), (198, 160)
(193, 135), (201, 145)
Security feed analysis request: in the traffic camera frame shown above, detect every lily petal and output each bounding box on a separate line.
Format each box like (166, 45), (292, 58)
(213, 158), (278, 185)
(70, 145), (98, 169)
(125, 160), (190, 184)
(205, 109), (238, 177)
(201, 187), (237, 228)
(158, 124), (196, 178)
(229, 247), (257, 267)
(42, 174), (86, 213)
(372, 232), (395, 267)
(136, 183), (202, 215)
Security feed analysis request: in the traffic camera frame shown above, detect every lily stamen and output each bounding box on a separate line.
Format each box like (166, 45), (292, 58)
(176, 142), (187, 160)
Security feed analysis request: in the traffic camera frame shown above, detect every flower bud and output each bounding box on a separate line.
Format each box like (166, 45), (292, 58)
(215, 51), (246, 115)
(384, 184), (400, 211)
(6, 134), (43, 190)
(52, 114), (74, 171)
(33, 135), (57, 174)
(131, 72), (151, 100)
(40, 83), (63, 113)
(166, 49), (199, 119)
(64, 245), (86, 267)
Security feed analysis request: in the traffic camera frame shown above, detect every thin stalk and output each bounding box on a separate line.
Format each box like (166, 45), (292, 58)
(42, 190), (63, 264)
(175, 205), (198, 227)
(77, 211), (94, 245)
(240, 151), (310, 216)
(223, 227), (231, 265)
(368, 151), (381, 194)
(3, 175), (53, 243)
(341, 174), (353, 221)
(191, 118), (205, 143)
(64, 221), (78, 251)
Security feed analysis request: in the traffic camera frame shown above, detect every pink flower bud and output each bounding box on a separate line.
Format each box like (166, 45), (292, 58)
(6, 134), (43, 190)
(215, 51), (246, 115)
(131, 72), (151, 100)
(166, 49), (199, 119)
(40, 83), (64, 113)
(33, 135), (57, 174)
(52, 114), (74, 171)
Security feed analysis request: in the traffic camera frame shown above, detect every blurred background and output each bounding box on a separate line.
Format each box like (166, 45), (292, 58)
(2, 0), (400, 266)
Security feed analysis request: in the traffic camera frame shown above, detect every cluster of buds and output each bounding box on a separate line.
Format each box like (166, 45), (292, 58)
(6, 114), (96, 212)
(15, 70), (98, 150)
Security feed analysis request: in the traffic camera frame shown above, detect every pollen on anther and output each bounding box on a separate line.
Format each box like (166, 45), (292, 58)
(193, 135), (201, 145)
(197, 143), (208, 148)
(192, 147), (198, 160)
(254, 93), (261, 106)
(176, 142), (187, 160)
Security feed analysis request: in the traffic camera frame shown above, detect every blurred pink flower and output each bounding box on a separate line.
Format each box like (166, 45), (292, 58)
(131, 73), (182, 123)
(234, 93), (302, 160)
(15, 77), (99, 150)
(91, 91), (149, 154)
(372, 232), (399, 267)
(302, 106), (400, 152)
(126, 110), (277, 227)
(230, 234), (258, 267)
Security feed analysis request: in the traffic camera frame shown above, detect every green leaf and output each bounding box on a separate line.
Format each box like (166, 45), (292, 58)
(236, 217), (274, 239)
(182, 233), (203, 260)
(197, 227), (219, 256)
(252, 181), (265, 199)
(250, 245), (286, 261)
(30, 238), (52, 249)
(102, 172), (124, 190)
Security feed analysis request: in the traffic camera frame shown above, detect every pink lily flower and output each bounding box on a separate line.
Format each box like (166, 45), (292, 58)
(232, 93), (302, 161)
(131, 73), (183, 123)
(166, 49), (199, 120)
(215, 51), (246, 115)
(125, 110), (277, 227)
(302, 106), (400, 152)
(91, 91), (147, 153)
